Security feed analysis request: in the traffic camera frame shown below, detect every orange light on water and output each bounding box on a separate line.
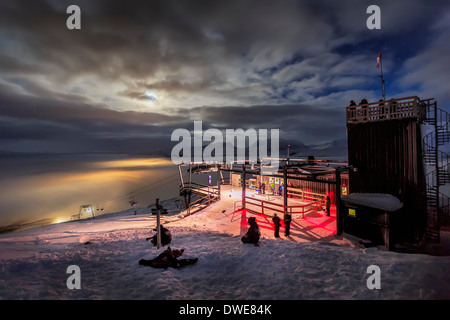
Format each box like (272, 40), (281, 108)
(93, 158), (173, 169)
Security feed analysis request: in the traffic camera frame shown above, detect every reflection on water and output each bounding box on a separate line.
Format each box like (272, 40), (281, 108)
(0, 154), (179, 232)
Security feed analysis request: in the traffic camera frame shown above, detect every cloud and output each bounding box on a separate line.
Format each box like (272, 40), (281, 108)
(0, 0), (449, 152)
(397, 10), (450, 106)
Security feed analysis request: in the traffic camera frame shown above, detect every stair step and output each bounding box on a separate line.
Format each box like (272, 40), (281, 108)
(426, 234), (440, 243)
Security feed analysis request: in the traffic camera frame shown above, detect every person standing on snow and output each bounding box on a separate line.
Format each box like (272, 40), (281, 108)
(284, 213), (292, 237)
(272, 214), (281, 238)
(326, 196), (331, 217)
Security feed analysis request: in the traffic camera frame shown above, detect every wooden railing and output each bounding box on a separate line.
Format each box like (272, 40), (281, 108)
(346, 96), (427, 124)
(220, 177), (231, 185)
(244, 195), (326, 219)
(245, 197), (285, 215)
(287, 188), (325, 202)
(180, 182), (220, 195)
(287, 198), (327, 218)
(181, 182), (221, 216)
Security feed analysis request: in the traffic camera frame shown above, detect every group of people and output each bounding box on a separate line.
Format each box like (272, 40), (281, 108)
(271, 213), (291, 238)
(241, 213), (292, 245)
(241, 195), (332, 244)
(257, 181), (284, 196)
(142, 196), (332, 264)
(140, 224), (199, 269)
(348, 98), (400, 120)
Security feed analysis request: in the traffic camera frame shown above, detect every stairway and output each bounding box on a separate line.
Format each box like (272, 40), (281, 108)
(423, 100), (450, 242)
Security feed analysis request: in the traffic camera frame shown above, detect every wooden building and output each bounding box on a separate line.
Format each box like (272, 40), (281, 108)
(345, 96), (441, 245)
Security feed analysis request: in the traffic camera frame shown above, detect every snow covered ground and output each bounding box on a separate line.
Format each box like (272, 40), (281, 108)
(1, 196), (450, 300)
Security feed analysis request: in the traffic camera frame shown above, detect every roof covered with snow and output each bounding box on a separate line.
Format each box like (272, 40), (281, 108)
(342, 193), (403, 212)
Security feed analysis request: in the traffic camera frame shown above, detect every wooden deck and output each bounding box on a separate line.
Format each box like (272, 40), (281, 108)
(178, 185), (340, 243)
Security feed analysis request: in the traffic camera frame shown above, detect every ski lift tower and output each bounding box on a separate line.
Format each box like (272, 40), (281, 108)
(79, 204), (95, 219)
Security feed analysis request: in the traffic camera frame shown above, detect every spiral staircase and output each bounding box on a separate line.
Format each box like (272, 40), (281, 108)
(423, 99), (450, 242)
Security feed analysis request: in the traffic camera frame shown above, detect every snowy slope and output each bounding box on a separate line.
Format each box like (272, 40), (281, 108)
(0, 198), (449, 300)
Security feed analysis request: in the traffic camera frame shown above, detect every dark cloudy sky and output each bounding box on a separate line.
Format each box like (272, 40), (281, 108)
(1, 0), (449, 153)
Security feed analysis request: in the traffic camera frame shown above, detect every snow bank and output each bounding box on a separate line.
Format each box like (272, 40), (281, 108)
(342, 193), (403, 212)
(0, 198), (449, 300)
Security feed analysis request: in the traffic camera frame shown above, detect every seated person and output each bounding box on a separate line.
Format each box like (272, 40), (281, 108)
(146, 224), (172, 246)
(241, 217), (260, 245)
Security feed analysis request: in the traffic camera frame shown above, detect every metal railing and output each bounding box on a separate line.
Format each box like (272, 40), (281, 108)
(234, 200), (243, 212)
(70, 214), (81, 221)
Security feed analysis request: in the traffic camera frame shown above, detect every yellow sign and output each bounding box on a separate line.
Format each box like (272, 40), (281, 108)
(342, 186), (348, 196)
(348, 208), (356, 217)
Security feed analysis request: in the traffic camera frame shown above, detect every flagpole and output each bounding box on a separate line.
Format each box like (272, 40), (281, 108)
(379, 54), (386, 101)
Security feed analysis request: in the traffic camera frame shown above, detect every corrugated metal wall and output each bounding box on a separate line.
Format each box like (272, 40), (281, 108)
(347, 118), (427, 241)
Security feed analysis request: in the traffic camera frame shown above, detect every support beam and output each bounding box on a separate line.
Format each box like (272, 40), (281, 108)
(178, 164), (184, 188)
(283, 163), (288, 214)
(156, 198), (162, 249)
(335, 168), (343, 235)
(242, 163), (246, 209)
(217, 164), (221, 198)
(188, 163), (192, 206)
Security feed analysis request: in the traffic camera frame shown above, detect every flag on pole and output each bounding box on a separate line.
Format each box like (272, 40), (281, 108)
(377, 53), (382, 69)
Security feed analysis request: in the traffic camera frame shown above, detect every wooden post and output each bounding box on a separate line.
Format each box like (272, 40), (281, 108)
(335, 168), (343, 235)
(156, 198), (162, 249)
(217, 164), (221, 199)
(283, 163), (288, 215)
(178, 165), (184, 189)
(242, 163), (246, 209)
(188, 163), (192, 214)
(287, 145), (290, 165)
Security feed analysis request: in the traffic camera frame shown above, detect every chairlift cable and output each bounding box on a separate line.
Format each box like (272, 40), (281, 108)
(101, 172), (180, 205)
